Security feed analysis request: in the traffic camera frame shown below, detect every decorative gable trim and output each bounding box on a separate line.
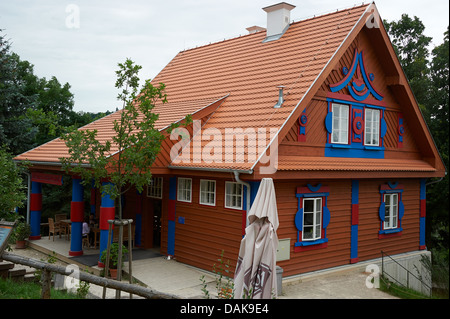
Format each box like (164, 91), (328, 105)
(330, 49), (384, 101)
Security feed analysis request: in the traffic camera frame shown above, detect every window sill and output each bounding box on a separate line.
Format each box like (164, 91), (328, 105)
(364, 145), (384, 151)
(378, 228), (402, 239)
(330, 144), (351, 149)
(294, 238), (328, 252)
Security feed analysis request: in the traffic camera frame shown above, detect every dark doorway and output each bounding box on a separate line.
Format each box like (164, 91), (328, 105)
(153, 200), (162, 247)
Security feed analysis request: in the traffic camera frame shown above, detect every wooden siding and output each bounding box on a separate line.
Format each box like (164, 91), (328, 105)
(275, 180), (352, 276)
(169, 177), (244, 272)
(280, 27), (422, 160)
(112, 176), (423, 277)
(358, 179), (421, 261)
(274, 178), (421, 277)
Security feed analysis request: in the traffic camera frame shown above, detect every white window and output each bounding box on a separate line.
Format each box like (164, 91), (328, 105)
(225, 182), (243, 210)
(365, 108), (380, 146)
(302, 198), (322, 241)
(147, 177), (163, 199)
(384, 193), (398, 229)
(177, 178), (192, 202)
(200, 180), (216, 206)
(331, 103), (349, 144)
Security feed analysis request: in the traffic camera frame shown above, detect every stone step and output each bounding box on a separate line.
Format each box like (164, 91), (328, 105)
(0, 261), (15, 279)
(8, 268), (27, 281)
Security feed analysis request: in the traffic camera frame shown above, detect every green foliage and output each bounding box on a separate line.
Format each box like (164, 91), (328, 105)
(0, 277), (82, 299)
(0, 146), (26, 216)
(0, 29), (105, 156)
(60, 58), (167, 219)
(12, 217), (31, 241)
(384, 14), (432, 107)
(385, 17), (449, 251)
(200, 250), (235, 299)
(100, 243), (129, 269)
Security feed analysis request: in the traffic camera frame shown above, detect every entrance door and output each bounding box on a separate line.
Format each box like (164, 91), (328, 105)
(153, 200), (162, 247)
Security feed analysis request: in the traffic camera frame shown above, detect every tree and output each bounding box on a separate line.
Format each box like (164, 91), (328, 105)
(384, 14), (432, 109)
(0, 32), (38, 155)
(60, 58), (166, 220)
(385, 17), (449, 250)
(0, 146), (26, 218)
(426, 27), (449, 250)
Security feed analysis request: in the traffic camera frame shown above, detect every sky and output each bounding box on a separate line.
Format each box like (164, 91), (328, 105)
(1, 0), (448, 114)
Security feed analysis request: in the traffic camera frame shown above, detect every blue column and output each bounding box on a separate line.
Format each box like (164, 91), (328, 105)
(98, 182), (115, 267)
(167, 177), (176, 256)
(69, 177), (84, 256)
(29, 182), (42, 240)
(135, 190), (143, 247)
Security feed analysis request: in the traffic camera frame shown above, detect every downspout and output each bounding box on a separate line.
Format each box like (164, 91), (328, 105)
(233, 171), (251, 227)
(425, 173), (446, 186)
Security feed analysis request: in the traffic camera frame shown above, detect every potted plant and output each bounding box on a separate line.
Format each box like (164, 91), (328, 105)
(13, 221), (31, 249)
(101, 243), (128, 279)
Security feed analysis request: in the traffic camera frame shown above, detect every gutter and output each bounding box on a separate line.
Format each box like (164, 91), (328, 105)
(168, 165), (253, 175)
(425, 172), (446, 186)
(13, 160), (91, 168)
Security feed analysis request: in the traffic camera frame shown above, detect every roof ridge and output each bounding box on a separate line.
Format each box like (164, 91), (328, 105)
(290, 2), (371, 25)
(177, 2), (371, 55)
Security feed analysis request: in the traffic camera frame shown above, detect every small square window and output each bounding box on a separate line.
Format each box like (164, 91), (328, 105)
(331, 103), (349, 144)
(384, 193), (399, 229)
(365, 108), (380, 146)
(147, 177), (163, 199)
(177, 178), (192, 202)
(200, 180), (216, 206)
(302, 198), (322, 241)
(225, 182), (243, 210)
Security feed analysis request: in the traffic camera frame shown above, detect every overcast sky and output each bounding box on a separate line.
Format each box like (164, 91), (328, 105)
(1, 0), (448, 113)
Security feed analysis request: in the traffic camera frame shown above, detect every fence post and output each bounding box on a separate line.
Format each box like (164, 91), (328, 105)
(41, 269), (52, 299)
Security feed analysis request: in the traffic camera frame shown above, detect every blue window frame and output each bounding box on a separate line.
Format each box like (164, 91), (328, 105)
(294, 184), (331, 251)
(379, 182), (404, 237)
(325, 98), (387, 159)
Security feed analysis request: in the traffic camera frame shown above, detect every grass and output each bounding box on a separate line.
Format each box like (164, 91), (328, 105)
(0, 277), (82, 299)
(379, 275), (438, 299)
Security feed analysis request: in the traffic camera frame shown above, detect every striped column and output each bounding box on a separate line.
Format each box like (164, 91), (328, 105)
(29, 182), (42, 240)
(69, 177), (84, 256)
(98, 181), (115, 267)
(350, 180), (359, 263)
(167, 177), (176, 256)
(419, 179), (426, 250)
(135, 190), (143, 247)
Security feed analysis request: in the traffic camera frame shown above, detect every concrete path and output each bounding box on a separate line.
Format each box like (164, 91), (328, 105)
(7, 239), (397, 299)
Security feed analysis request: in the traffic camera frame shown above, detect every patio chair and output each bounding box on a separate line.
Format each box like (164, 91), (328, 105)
(48, 218), (61, 241)
(55, 214), (69, 240)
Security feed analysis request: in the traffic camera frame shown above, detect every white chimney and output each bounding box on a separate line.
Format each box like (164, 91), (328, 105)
(262, 2), (296, 42)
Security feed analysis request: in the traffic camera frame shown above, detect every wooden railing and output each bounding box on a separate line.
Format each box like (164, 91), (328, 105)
(1, 252), (180, 299)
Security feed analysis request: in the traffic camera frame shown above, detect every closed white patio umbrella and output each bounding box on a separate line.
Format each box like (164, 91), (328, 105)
(234, 178), (279, 299)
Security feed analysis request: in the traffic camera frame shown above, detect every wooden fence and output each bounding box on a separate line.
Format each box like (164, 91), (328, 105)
(1, 252), (180, 299)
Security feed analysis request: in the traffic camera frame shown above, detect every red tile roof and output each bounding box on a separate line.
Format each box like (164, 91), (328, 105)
(16, 4), (376, 172)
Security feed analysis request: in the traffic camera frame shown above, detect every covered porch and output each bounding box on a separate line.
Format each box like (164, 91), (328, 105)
(27, 171), (145, 267)
(21, 234), (215, 298)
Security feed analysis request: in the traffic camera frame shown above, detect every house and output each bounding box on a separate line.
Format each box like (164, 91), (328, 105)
(14, 2), (446, 279)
